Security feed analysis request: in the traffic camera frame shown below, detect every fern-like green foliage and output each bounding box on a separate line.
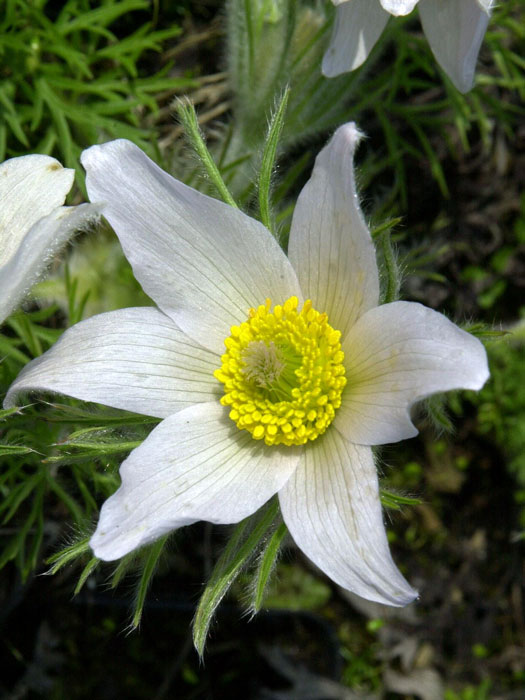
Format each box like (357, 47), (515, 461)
(0, 0), (194, 178)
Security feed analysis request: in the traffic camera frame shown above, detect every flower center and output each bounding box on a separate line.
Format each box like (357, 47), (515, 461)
(214, 296), (346, 446)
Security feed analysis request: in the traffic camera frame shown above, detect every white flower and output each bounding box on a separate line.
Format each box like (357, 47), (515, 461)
(0, 154), (99, 325)
(4, 123), (489, 606)
(323, 0), (494, 93)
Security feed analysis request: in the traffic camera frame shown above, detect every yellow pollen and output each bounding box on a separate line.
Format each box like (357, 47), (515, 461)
(214, 296), (347, 446)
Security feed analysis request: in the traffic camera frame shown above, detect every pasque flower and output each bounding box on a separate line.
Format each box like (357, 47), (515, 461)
(323, 0), (494, 93)
(5, 123), (488, 606)
(0, 154), (98, 325)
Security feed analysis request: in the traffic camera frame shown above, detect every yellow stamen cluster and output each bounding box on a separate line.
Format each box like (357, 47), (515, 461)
(214, 296), (347, 446)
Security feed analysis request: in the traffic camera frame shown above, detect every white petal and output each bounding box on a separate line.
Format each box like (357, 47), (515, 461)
(81, 140), (301, 356)
(334, 301), (489, 445)
(419, 0), (491, 93)
(279, 429), (417, 606)
(0, 154), (74, 267)
(91, 402), (301, 560)
(288, 123), (379, 337)
(380, 0), (419, 16)
(322, 0), (390, 76)
(4, 307), (220, 417)
(0, 203), (99, 325)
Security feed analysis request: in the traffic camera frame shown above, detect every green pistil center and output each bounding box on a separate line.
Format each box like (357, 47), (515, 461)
(241, 341), (302, 402)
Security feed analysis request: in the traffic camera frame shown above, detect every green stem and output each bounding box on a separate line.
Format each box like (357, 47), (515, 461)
(258, 86), (290, 233)
(175, 99), (238, 209)
(380, 231), (400, 304)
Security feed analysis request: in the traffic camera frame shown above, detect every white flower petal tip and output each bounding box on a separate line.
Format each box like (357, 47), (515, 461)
(81, 139), (300, 355)
(419, 0), (492, 93)
(477, 0), (494, 10)
(322, 0), (390, 77)
(339, 588), (420, 622)
(288, 122), (380, 339)
(279, 434), (418, 607)
(3, 307), (219, 416)
(335, 302), (490, 446)
(0, 154), (74, 267)
(0, 153), (102, 324)
(380, 0), (420, 16)
(334, 121), (364, 146)
(90, 402), (301, 561)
